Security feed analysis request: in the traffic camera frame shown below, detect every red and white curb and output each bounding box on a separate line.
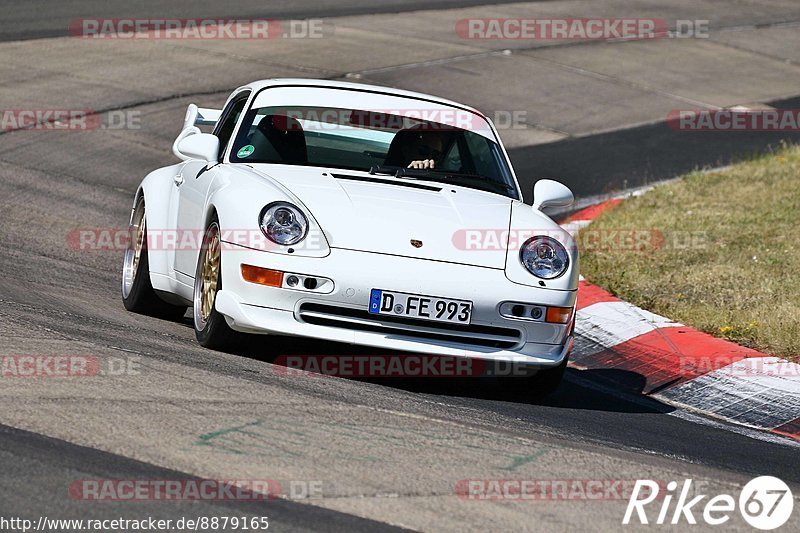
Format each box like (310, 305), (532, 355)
(561, 200), (800, 442)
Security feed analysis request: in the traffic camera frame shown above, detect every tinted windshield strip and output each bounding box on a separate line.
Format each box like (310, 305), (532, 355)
(252, 84), (489, 124)
(331, 174), (442, 192)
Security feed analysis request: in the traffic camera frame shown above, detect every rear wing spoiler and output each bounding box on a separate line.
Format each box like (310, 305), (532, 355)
(182, 103), (222, 129)
(172, 104), (222, 160)
(195, 106), (222, 127)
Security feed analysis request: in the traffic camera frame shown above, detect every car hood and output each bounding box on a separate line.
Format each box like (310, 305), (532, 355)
(246, 164), (514, 269)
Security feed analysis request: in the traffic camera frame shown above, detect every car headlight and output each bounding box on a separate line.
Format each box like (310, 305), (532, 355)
(259, 202), (309, 245)
(520, 236), (569, 279)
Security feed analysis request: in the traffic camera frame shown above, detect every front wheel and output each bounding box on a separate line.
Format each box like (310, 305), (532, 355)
(529, 356), (568, 397)
(193, 215), (238, 349)
(122, 196), (187, 319)
(524, 320), (574, 399)
(496, 357), (568, 401)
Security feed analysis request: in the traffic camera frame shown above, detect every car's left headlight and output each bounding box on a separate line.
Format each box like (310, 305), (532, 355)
(259, 202), (309, 245)
(520, 236), (569, 279)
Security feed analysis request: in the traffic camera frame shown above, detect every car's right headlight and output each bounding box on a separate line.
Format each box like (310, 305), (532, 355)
(259, 202), (309, 245)
(520, 236), (569, 279)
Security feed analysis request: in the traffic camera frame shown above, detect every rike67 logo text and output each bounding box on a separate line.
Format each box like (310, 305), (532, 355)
(624, 476), (794, 530)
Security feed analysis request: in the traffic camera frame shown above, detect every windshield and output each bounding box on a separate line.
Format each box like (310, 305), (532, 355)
(228, 105), (519, 198)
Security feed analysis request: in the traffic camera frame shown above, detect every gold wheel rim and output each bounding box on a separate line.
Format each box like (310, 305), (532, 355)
(122, 198), (146, 299)
(131, 216), (145, 280)
(199, 226), (220, 323)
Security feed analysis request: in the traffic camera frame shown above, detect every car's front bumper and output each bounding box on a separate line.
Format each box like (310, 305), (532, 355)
(216, 243), (577, 368)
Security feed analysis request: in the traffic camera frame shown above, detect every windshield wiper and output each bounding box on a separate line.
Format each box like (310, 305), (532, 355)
(369, 165), (516, 196)
(369, 165), (420, 179)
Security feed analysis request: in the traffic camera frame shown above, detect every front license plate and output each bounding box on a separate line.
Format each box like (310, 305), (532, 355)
(369, 289), (472, 324)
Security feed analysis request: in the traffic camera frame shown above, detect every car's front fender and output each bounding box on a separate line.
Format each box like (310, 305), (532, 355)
(503, 201), (579, 291)
(204, 165), (331, 259)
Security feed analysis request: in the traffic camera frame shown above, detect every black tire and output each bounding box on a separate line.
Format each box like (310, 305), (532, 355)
(193, 215), (238, 350)
(530, 356), (568, 397)
(496, 319), (573, 401)
(122, 197), (187, 320)
(492, 358), (567, 402)
(524, 320), (574, 399)
(496, 356), (568, 401)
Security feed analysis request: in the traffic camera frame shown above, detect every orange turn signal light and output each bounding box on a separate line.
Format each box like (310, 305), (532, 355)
(241, 264), (284, 287)
(546, 306), (573, 324)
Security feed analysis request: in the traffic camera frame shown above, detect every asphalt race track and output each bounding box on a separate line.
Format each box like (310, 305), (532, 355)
(3, 0), (541, 42)
(1, 1), (799, 531)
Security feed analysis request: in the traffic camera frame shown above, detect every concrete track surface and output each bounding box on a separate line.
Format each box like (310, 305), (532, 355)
(1, 1), (799, 531)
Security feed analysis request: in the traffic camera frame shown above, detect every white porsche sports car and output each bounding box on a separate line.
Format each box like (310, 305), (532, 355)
(122, 79), (578, 394)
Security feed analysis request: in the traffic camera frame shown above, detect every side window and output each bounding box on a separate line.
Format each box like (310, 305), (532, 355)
(214, 93), (250, 159)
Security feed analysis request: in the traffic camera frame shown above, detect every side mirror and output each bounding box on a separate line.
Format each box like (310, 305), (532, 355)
(175, 133), (220, 163)
(532, 179), (574, 210)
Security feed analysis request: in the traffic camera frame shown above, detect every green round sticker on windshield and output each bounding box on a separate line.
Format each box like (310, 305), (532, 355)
(237, 145), (255, 158)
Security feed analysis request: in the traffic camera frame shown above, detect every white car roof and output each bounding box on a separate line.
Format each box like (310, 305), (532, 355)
(235, 78), (487, 119)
